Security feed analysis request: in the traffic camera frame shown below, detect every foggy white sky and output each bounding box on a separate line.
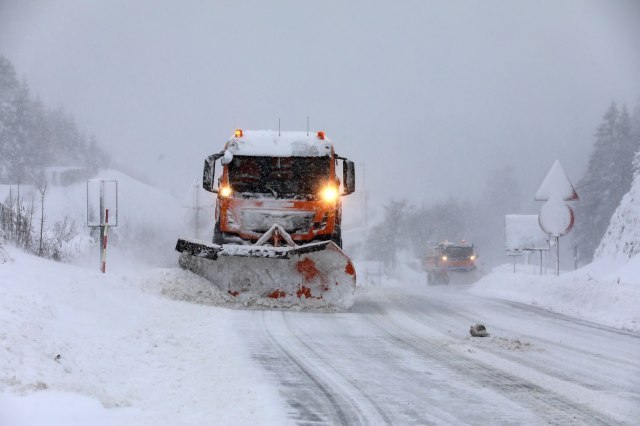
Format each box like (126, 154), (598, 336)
(1, 0), (639, 218)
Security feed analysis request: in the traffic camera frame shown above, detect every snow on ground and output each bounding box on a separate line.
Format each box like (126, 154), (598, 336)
(0, 245), (287, 426)
(1, 169), (188, 267)
(467, 163), (640, 334)
(357, 249), (640, 334)
(468, 262), (640, 333)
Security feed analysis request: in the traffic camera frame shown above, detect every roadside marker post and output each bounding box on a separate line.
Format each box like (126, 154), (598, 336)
(87, 180), (118, 273)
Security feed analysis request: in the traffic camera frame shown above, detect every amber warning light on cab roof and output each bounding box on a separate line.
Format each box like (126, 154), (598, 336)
(234, 129), (243, 138)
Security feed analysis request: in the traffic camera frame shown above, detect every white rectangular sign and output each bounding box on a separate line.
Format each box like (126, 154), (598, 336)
(87, 180), (118, 227)
(505, 214), (548, 251)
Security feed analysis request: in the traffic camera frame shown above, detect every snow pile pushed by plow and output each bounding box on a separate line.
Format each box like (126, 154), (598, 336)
(175, 231), (357, 311)
(144, 268), (347, 312)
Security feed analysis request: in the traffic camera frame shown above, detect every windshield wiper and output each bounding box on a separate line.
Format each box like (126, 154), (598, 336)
(265, 185), (278, 198)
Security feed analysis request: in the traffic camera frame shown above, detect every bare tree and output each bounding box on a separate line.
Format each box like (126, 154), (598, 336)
(38, 181), (47, 256)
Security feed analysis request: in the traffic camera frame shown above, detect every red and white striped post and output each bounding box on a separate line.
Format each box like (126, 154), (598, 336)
(101, 209), (109, 273)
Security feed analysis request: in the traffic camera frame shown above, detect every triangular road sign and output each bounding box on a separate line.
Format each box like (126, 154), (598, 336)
(534, 160), (579, 201)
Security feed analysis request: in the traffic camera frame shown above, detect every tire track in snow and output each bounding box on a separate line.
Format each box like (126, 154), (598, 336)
(498, 299), (640, 339)
(363, 299), (618, 425)
(276, 308), (525, 425)
(394, 289), (640, 392)
(256, 311), (359, 425)
(280, 313), (393, 426)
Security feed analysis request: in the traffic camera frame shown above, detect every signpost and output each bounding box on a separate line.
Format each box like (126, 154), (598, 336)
(534, 161), (579, 276)
(87, 180), (118, 273)
(505, 214), (550, 274)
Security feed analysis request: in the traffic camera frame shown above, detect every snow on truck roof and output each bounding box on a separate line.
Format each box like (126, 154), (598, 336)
(224, 130), (333, 157)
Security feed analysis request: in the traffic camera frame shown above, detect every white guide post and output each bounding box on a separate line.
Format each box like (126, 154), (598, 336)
(88, 179), (118, 273)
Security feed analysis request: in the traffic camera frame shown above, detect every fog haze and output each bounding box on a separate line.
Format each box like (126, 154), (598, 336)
(2, 0), (639, 215)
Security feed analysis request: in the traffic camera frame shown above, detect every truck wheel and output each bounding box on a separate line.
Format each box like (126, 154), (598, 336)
(427, 272), (433, 285)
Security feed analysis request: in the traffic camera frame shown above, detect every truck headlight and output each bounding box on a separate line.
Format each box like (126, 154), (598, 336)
(321, 186), (338, 202)
(219, 185), (232, 198)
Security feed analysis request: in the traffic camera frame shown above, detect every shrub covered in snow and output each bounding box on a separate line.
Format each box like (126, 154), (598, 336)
(0, 229), (12, 263)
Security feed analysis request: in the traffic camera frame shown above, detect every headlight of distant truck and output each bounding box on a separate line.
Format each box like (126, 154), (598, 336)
(321, 185), (339, 202)
(470, 255), (476, 260)
(441, 256), (447, 261)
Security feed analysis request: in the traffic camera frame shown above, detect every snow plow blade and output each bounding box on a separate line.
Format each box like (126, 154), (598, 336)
(175, 237), (356, 310)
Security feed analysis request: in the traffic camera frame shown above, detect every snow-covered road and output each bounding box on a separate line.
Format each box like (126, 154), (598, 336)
(235, 284), (639, 424)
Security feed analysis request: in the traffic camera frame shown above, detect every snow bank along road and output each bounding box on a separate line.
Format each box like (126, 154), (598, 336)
(234, 285), (639, 425)
(2, 252), (639, 425)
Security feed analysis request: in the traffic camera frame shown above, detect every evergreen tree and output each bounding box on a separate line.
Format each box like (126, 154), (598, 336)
(0, 55), (21, 182)
(0, 55), (111, 184)
(573, 102), (640, 262)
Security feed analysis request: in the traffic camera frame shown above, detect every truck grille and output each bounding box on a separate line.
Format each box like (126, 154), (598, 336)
(239, 210), (315, 233)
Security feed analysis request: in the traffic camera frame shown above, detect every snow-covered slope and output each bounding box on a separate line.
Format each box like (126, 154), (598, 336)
(0, 246), (287, 425)
(1, 170), (183, 233)
(1, 169), (194, 267)
(469, 163), (640, 332)
(44, 169), (185, 244)
(594, 161), (640, 263)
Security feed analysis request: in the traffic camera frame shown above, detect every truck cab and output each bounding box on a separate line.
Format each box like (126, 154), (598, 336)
(202, 129), (355, 248)
(423, 241), (477, 284)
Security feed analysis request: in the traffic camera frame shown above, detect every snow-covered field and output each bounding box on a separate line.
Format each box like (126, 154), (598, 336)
(0, 245), (287, 425)
(2, 170), (640, 424)
(3, 247), (639, 424)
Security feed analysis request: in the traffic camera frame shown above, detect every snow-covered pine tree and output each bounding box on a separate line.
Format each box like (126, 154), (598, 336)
(0, 55), (21, 182)
(0, 55), (111, 185)
(573, 102), (640, 263)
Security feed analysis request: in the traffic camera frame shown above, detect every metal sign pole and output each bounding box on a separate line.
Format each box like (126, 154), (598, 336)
(101, 209), (109, 273)
(99, 181), (104, 270)
(555, 236), (560, 276)
(195, 180), (199, 239)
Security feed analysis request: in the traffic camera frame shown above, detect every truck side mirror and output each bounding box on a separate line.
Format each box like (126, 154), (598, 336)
(342, 160), (356, 195)
(203, 151), (224, 193)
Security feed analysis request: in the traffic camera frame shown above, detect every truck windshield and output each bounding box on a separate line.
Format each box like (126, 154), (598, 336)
(444, 246), (474, 259)
(228, 156), (331, 197)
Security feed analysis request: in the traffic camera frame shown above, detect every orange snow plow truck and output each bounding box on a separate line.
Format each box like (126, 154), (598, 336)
(423, 241), (478, 285)
(176, 129), (357, 310)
